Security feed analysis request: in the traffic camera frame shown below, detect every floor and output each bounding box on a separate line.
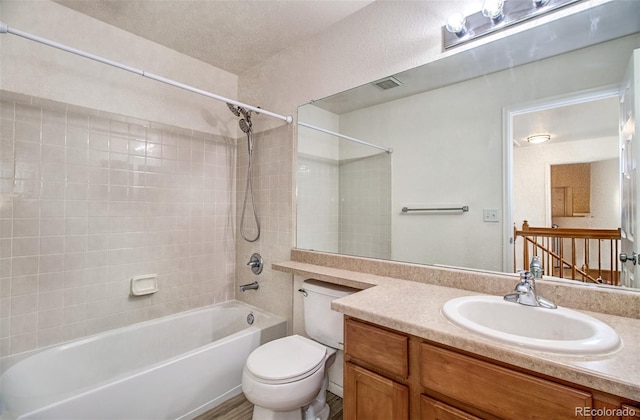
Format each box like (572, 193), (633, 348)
(195, 391), (343, 420)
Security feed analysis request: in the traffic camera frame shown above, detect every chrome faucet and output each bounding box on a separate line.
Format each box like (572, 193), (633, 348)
(530, 255), (543, 279)
(504, 271), (557, 309)
(239, 281), (259, 292)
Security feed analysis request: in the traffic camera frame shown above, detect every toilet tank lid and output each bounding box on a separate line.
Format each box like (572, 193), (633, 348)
(303, 279), (358, 298)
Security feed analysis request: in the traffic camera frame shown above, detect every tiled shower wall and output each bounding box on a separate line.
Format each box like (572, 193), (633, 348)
(0, 92), (236, 357)
(296, 154), (339, 253)
(235, 124), (295, 326)
(339, 153), (391, 259)
(295, 151), (391, 260)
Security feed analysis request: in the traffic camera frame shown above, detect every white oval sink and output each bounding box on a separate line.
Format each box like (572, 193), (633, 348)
(442, 296), (621, 355)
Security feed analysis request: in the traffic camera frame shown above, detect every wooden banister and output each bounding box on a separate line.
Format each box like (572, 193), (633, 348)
(514, 221), (621, 285)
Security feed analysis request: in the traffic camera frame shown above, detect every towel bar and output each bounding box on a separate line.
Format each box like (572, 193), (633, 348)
(401, 206), (469, 213)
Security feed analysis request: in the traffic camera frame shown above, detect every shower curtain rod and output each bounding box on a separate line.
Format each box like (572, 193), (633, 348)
(0, 22), (293, 124)
(298, 122), (393, 154)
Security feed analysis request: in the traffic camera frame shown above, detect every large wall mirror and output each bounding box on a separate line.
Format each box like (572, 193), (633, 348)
(295, 0), (640, 291)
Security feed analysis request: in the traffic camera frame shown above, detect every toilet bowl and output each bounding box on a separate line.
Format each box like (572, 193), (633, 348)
(241, 280), (356, 420)
(242, 335), (336, 419)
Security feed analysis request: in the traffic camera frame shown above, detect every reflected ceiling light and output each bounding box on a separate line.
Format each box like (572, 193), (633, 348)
(527, 134), (551, 144)
(443, 0), (580, 49)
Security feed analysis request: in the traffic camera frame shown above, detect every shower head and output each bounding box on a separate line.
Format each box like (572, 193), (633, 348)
(228, 102), (252, 133)
(239, 107), (251, 120)
(227, 103), (241, 117)
(239, 118), (252, 134)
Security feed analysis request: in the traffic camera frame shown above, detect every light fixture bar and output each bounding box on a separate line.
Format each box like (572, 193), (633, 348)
(443, 0), (581, 49)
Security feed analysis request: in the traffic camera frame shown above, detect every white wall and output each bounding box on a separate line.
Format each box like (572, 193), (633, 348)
(297, 105), (339, 160)
(513, 137), (619, 229)
(591, 158), (621, 229)
(238, 0), (473, 131)
(0, 0), (238, 136)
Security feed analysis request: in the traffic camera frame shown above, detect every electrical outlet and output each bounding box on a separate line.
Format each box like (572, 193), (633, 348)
(483, 208), (499, 222)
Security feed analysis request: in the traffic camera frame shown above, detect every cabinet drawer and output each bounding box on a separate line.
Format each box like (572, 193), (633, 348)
(421, 395), (481, 420)
(420, 343), (592, 419)
(345, 318), (408, 378)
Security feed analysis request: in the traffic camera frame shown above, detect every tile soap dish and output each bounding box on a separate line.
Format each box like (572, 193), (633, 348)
(130, 274), (159, 296)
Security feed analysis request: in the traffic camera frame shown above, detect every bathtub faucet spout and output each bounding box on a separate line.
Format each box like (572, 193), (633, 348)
(239, 281), (259, 292)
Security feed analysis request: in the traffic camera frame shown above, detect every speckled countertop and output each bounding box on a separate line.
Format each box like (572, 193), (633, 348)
(274, 260), (640, 401)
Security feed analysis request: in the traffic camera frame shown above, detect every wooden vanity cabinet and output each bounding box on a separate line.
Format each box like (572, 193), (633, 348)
(344, 316), (410, 419)
(343, 317), (639, 420)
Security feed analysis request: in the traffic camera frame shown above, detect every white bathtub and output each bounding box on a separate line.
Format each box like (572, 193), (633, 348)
(0, 300), (286, 420)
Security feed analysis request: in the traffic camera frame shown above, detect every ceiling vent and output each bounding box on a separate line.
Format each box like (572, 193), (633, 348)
(372, 76), (403, 90)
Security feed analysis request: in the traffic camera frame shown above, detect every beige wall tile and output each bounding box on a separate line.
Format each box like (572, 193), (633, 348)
(1, 97), (237, 355)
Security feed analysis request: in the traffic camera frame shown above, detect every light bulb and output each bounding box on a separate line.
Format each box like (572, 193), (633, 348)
(445, 12), (467, 36)
(527, 134), (551, 144)
(482, 0), (505, 21)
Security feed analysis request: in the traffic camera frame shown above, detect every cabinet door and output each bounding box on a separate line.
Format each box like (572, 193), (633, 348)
(421, 395), (481, 420)
(344, 362), (409, 420)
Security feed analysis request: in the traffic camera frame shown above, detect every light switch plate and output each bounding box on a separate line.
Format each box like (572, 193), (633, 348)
(483, 208), (500, 222)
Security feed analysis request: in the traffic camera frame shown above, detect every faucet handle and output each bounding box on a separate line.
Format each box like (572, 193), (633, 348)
(518, 270), (533, 282)
(247, 253), (263, 275)
(514, 271), (533, 294)
(515, 282), (530, 294)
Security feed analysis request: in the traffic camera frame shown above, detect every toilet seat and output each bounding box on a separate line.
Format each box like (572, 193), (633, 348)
(245, 335), (327, 385)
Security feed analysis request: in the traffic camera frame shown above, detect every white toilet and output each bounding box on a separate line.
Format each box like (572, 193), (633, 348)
(242, 279), (355, 420)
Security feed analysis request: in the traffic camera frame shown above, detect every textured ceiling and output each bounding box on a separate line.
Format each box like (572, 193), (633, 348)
(53, 0), (374, 75)
(514, 97), (619, 147)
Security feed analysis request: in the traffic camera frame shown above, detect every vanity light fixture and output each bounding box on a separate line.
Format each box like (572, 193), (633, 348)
(443, 0), (580, 49)
(527, 134), (551, 144)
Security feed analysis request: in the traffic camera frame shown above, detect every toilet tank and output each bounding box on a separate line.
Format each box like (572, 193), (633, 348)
(302, 279), (357, 349)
